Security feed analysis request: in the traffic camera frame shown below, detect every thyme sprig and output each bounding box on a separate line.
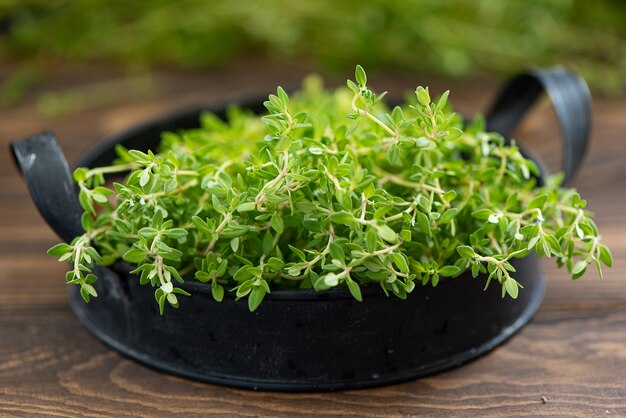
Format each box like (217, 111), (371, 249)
(48, 66), (611, 313)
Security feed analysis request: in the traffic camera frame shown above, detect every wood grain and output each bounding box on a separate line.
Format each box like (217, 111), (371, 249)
(1, 64), (625, 417)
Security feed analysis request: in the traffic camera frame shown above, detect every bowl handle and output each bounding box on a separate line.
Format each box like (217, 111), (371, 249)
(486, 67), (591, 185)
(11, 131), (84, 242)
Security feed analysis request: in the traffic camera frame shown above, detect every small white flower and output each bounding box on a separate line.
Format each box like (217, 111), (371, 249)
(488, 213), (501, 224)
(323, 273), (339, 287)
(161, 281), (173, 294)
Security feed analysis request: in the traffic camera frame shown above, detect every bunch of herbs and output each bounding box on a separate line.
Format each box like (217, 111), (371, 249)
(49, 66), (611, 313)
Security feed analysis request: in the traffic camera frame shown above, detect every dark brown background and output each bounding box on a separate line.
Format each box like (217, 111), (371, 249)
(1, 63), (624, 417)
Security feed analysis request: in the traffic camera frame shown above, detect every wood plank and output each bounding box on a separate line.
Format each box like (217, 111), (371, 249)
(1, 308), (625, 417)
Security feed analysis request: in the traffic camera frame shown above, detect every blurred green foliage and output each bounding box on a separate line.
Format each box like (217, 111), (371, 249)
(1, 0), (624, 99)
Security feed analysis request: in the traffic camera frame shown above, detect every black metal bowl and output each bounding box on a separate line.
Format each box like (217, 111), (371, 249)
(71, 255), (544, 391)
(11, 68), (590, 391)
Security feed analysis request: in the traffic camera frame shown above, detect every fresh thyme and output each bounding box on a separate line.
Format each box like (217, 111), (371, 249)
(48, 66), (612, 313)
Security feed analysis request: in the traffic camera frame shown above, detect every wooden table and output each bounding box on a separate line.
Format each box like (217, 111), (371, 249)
(1, 65), (625, 417)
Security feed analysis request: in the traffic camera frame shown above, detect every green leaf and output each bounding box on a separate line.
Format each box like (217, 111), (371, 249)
(528, 194), (547, 211)
(346, 278), (362, 302)
(266, 257), (284, 271)
(212, 195), (225, 213)
(48, 243), (73, 257)
(166, 266), (183, 284)
(442, 190), (457, 203)
(151, 210), (164, 228)
(594, 258), (603, 279)
(212, 284), (224, 302)
(216, 259), (228, 277)
(83, 283), (97, 297)
(355, 65), (367, 87)
(80, 286), (91, 303)
(233, 266), (253, 282)
(386, 144), (400, 165)
(262, 232), (273, 255)
(295, 201), (317, 213)
(431, 273), (440, 287)
(598, 244), (613, 267)
(128, 150), (151, 164)
(165, 228), (187, 240)
(346, 79), (359, 93)
(92, 193), (108, 204)
(237, 202), (256, 212)
(271, 214), (284, 234)
(365, 227), (378, 253)
(544, 235), (562, 256)
(436, 90), (450, 111)
(81, 213), (95, 232)
(376, 224), (398, 243)
(139, 169), (150, 187)
(504, 278), (519, 299)
(438, 265), (461, 277)
(191, 216), (212, 235)
(158, 294), (166, 315)
(78, 189), (94, 215)
(157, 242), (183, 261)
(329, 241), (346, 263)
(446, 128), (463, 140)
(416, 86), (430, 106)
(166, 293), (178, 306)
(93, 186), (114, 196)
(416, 212), (430, 234)
(329, 212), (355, 226)
(471, 209), (492, 220)
(457, 246), (476, 259)
(73, 167), (88, 182)
(527, 235), (540, 251)
(122, 248), (146, 263)
(439, 208), (458, 224)
(276, 86), (289, 106)
(172, 287), (191, 297)
(195, 271), (211, 283)
(345, 120), (360, 137)
(248, 285), (267, 312)
(139, 227), (159, 239)
(572, 259), (588, 276)
(392, 253), (409, 274)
